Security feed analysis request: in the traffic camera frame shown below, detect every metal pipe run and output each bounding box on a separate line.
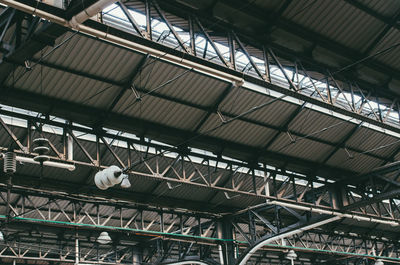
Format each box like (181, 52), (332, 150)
(268, 200), (399, 226)
(237, 216), (341, 265)
(16, 155), (76, 171)
(0, 0), (244, 85)
(69, 0), (117, 29)
(162, 261), (214, 265)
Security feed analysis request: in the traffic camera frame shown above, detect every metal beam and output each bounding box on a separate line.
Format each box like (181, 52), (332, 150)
(155, 0), (400, 100)
(3, 53), (391, 163)
(0, 87), (359, 178)
(193, 83), (234, 133)
(363, 9), (400, 55)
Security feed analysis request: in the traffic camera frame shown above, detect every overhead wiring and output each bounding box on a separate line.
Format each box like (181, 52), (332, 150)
(7, 31), (79, 87)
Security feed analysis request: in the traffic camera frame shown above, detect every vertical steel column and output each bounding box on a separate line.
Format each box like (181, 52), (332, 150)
(145, 0), (152, 40)
(132, 247), (142, 265)
(217, 219), (235, 265)
(228, 32), (236, 70)
(75, 232), (79, 265)
(262, 46), (271, 82)
(189, 16), (196, 56)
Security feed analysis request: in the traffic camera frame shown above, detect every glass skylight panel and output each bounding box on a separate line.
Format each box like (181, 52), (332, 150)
(100, 4), (400, 130)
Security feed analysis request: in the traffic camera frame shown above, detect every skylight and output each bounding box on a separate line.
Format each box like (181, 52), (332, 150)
(100, 4), (399, 127)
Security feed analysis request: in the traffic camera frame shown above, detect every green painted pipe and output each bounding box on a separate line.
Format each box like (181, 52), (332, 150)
(2, 215), (399, 261)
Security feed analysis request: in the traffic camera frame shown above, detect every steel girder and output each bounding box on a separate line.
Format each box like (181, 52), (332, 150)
(1, 2), (400, 182)
(0, 186), (399, 264)
(0, 109), (400, 221)
(0, 0), (400, 132)
(0, 107), (398, 263)
(0, 2), (399, 264)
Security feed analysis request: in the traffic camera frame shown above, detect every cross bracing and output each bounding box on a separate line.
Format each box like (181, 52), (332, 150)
(0, 0), (399, 264)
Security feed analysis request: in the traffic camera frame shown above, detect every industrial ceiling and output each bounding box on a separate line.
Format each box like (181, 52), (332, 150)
(0, 0), (399, 264)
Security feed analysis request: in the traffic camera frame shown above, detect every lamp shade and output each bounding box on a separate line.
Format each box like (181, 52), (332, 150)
(285, 250), (297, 260)
(97, 231), (112, 244)
(120, 176), (131, 188)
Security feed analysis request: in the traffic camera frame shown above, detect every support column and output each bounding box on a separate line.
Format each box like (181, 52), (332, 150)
(217, 218), (235, 265)
(132, 246), (143, 265)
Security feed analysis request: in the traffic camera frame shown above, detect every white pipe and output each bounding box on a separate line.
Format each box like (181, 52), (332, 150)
(16, 156), (76, 171)
(270, 200), (399, 226)
(0, 0), (66, 24)
(75, 233), (79, 265)
(217, 245), (224, 265)
(78, 23), (244, 83)
(237, 216), (341, 265)
(0, 0), (244, 85)
(67, 134), (73, 161)
(69, 0), (117, 29)
(268, 200), (311, 212)
(163, 262), (211, 265)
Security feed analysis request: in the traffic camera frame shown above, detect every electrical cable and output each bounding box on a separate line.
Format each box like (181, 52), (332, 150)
(7, 3), (400, 185)
(119, 68), (193, 114)
(275, 117), (356, 153)
(7, 31), (79, 87)
(122, 93), (288, 173)
(332, 42), (400, 75)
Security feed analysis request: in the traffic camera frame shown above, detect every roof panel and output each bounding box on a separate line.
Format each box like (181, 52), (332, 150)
(37, 32), (145, 82)
(289, 109), (357, 143)
(200, 114), (276, 147)
(357, 0), (400, 17)
(114, 92), (206, 130)
(134, 59), (229, 107)
(346, 126), (399, 158)
(219, 88), (299, 127)
(326, 148), (383, 173)
(268, 134), (335, 163)
(370, 28), (400, 70)
(282, 0), (385, 51)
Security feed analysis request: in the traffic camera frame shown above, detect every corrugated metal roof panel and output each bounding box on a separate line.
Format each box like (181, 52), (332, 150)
(152, 182), (213, 202)
(114, 92), (206, 130)
(4, 29), (400, 179)
(6, 65), (121, 110)
(253, 0), (284, 11)
(210, 192), (263, 209)
(37, 32), (144, 82)
(358, 0), (400, 17)
(370, 28), (400, 70)
(289, 109), (357, 143)
(326, 148), (383, 173)
(200, 114), (276, 147)
(269, 134), (335, 163)
(219, 88), (299, 127)
(282, 0), (385, 51)
(346, 126), (399, 158)
(134, 59), (229, 107)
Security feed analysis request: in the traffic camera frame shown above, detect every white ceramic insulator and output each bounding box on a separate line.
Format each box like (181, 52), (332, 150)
(94, 165), (124, 190)
(3, 152), (16, 174)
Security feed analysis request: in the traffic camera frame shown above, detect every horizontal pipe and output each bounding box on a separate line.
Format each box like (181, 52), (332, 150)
(0, 215), (398, 263)
(0, 214), (228, 243)
(269, 200), (399, 226)
(0, 0), (244, 85)
(237, 216), (341, 265)
(162, 261), (212, 265)
(69, 0), (117, 29)
(16, 156), (76, 171)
